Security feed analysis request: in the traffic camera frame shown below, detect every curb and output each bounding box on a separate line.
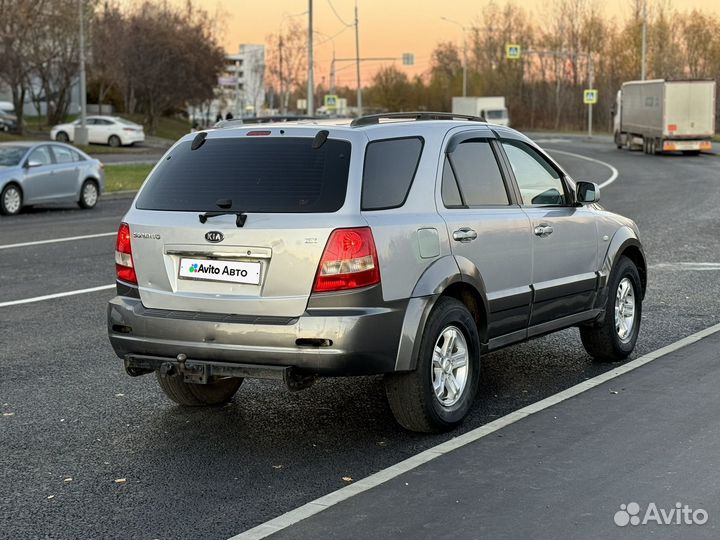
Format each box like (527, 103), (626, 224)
(103, 190), (138, 199)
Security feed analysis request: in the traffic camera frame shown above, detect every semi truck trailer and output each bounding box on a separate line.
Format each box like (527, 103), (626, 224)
(613, 79), (716, 155)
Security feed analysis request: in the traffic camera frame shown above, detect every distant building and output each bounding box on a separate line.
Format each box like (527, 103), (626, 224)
(215, 44), (266, 117)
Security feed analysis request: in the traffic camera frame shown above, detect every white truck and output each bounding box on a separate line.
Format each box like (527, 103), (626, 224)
(452, 96), (509, 126)
(613, 79), (716, 155)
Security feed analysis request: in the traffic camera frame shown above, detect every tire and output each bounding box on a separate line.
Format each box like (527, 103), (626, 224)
(1, 183), (22, 215)
(156, 372), (243, 406)
(580, 256), (642, 362)
(625, 133), (634, 150)
(614, 131), (622, 149)
(384, 296), (481, 432)
(108, 135), (121, 147)
(78, 179), (99, 209)
(56, 131), (69, 143)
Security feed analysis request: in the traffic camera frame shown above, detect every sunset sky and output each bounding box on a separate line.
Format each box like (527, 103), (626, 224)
(207, 0), (720, 86)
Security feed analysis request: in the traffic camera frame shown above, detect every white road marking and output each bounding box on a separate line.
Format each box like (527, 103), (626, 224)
(533, 138), (572, 144)
(545, 148), (619, 188)
(652, 262), (720, 271)
(0, 232), (116, 250)
(228, 321), (720, 540)
(0, 284), (115, 308)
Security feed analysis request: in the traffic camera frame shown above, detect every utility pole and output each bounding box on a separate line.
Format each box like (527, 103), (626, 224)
(354, 0), (362, 116)
(76, 0), (88, 145)
(641, 0), (647, 80)
(330, 50), (336, 95)
(307, 0), (314, 116)
(279, 36), (284, 113)
(588, 55), (594, 139)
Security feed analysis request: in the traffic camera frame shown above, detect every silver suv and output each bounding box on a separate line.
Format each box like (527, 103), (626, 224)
(108, 113), (646, 432)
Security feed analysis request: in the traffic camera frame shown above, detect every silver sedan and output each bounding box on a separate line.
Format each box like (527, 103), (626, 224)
(0, 142), (105, 215)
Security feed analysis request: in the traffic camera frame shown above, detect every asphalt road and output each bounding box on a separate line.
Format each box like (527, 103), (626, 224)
(1, 137), (719, 540)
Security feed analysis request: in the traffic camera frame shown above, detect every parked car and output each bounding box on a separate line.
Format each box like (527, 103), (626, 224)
(107, 112), (646, 432)
(50, 116), (145, 147)
(0, 142), (104, 215)
(0, 112), (16, 132)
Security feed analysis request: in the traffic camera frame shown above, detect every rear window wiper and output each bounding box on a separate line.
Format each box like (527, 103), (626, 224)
(199, 211), (247, 227)
(199, 199), (246, 227)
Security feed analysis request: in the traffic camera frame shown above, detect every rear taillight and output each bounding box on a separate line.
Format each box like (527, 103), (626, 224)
(313, 227), (380, 293)
(115, 222), (137, 284)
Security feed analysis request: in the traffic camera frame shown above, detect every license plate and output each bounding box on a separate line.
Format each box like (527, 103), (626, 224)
(178, 258), (261, 285)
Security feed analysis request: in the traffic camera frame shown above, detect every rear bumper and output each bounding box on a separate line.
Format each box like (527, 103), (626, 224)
(122, 133), (145, 144)
(107, 290), (408, 376)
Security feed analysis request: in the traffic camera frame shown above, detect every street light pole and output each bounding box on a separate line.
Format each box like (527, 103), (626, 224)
(641, 0), (647, 80)
(307, 0), (314, 115)
(354, 0), (362, 116)
(588, 55), (594, 139)
(440, 17), (467, 97)
(76, 0), (88, 145)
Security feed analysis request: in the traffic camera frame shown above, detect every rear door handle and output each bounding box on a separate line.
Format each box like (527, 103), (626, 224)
(453, 228), (478, 242)
(534, 224), (554, 237)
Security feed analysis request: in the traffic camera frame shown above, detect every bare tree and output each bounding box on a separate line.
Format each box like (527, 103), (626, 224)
(266, 21), (307, 113)
(0, 0), (46, 133)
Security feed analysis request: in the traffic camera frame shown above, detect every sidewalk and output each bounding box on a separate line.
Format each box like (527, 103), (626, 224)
(248, 328), (720, 540)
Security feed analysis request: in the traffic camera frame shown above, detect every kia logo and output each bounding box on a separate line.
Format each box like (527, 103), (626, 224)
(205, 231), (224, 243)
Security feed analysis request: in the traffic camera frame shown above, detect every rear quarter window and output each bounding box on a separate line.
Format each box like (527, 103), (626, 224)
(136, 137), (351, 213)
(361, 137), (423, 210)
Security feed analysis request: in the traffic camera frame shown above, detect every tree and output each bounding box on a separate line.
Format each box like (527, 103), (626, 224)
(0, 0), (46, 133)
(90, 1), (126, 115)
(120, 1), (225, 132)
(364, 66), (412, 111)
(266, 21), (307, 113)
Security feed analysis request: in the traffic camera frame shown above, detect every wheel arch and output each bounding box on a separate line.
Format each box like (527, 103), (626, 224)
(0, 180), (23, 213)
(394, 255), (490, 371)
(601, 226), (647, 298)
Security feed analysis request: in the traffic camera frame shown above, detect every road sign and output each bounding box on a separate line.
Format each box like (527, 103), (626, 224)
(584, 89), (598, 104)
(402, 53), (415, 66)
(324, 95), (338, 109)
(506, 44), (521, 60)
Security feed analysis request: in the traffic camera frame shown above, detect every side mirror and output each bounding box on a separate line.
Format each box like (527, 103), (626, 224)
(25, 159), (43, 168)
(576, 181), (600, 204)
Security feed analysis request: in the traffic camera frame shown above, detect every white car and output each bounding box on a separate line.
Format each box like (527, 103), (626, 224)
(51, 116), (145, 147)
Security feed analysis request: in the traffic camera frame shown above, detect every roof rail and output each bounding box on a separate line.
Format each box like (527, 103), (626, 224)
(350, 111), (485, 127)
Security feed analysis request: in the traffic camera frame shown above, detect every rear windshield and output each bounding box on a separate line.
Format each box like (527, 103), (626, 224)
(135, 137), (351, 213)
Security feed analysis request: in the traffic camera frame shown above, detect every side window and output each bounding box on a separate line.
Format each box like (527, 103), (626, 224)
(441, 156), (462, 207)
(28, 146), (52, 166)
(52, 145), (75, 164)
(362, 137), (423, 210)
(443, 140), (509, 207)
(502, 140), (566, 206)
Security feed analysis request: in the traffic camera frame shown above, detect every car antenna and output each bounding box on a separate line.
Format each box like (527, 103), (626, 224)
(191, 131), (207, 150)
(312, 129), (329, 149)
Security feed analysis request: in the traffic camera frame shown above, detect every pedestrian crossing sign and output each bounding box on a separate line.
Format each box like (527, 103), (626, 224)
(506, 44), (521, 59)
(584, 89), (598, 104)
